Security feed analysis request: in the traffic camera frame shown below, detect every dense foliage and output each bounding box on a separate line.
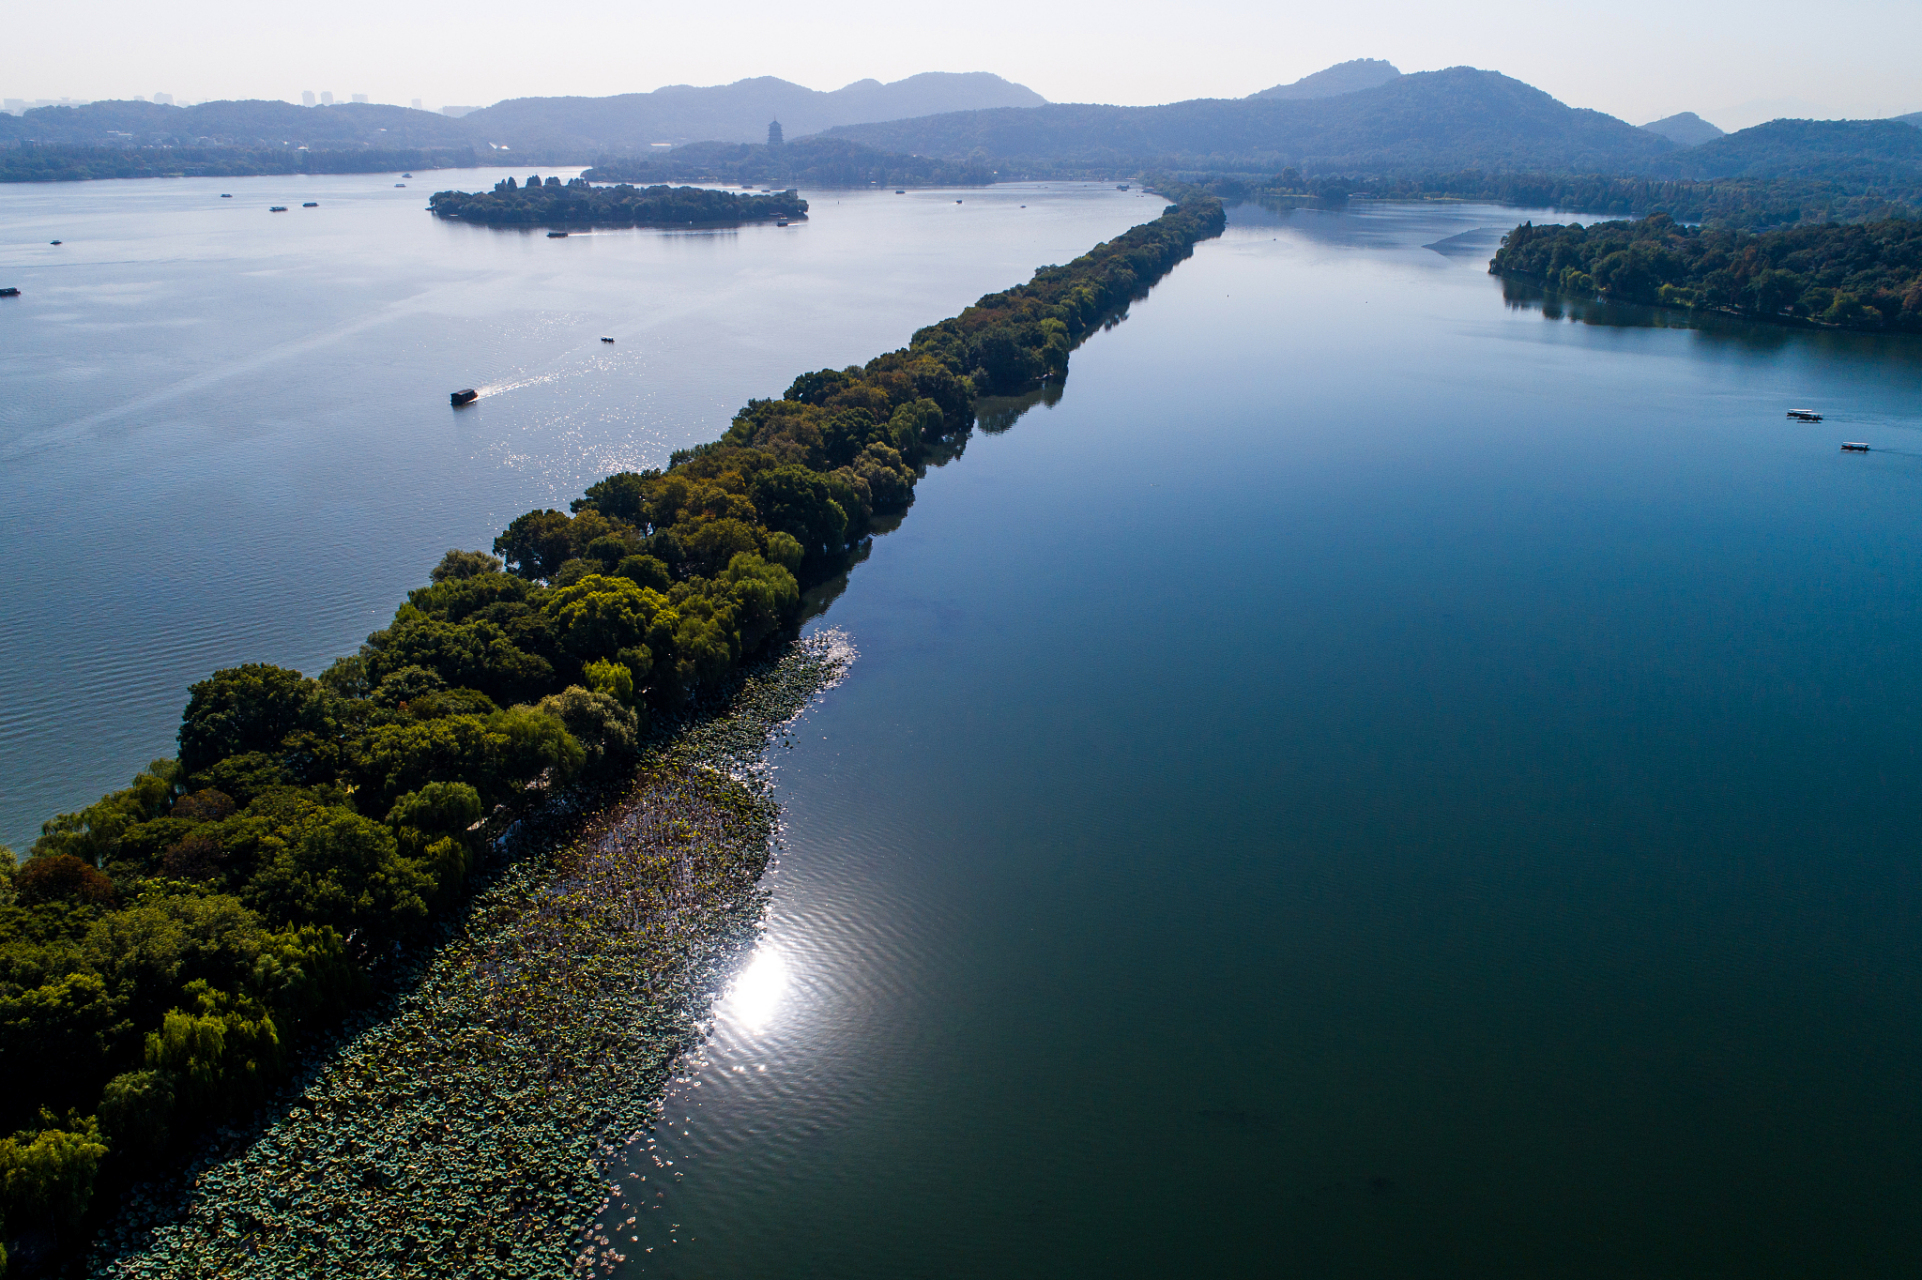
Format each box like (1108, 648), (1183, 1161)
(1155, 169), (1922, 231)
(0, 145), (478, 183)
(1489, 214), (1922, 330)
(428, 176), (807, 226)
(583, 137), (993, 188)
(0, 196), (1224, 1267)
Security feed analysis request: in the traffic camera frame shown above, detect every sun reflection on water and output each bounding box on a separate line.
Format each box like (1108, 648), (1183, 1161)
(725, 947), (787, 1033)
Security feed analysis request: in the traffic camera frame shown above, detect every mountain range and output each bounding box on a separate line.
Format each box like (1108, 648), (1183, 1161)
(829, 68), (1679, 174)
(0, 74), (1045, 154)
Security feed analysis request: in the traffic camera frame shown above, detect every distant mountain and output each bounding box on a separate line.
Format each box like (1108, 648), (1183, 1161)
(1896, 111), (1922, 127)
(583, 136), (994, 188)
(1649, 118), (1922, 184)
(1640, 112), (1724, 147)
(1250, 59), (1400, 100)
(830, 68), (1675, 175)
(0, 98), (472, 149)
(457, 74), (1046, 152)
(0, 74), (1046, 158)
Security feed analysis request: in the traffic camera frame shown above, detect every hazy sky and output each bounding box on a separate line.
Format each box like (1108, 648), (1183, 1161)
(8, 0), (1919, 130)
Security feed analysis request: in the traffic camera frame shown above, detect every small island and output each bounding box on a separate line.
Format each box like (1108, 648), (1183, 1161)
(428, 175), (807, 227)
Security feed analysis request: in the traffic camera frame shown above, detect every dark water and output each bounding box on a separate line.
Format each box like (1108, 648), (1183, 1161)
(605, 204), (1922, 1277)
(0, 173), (1156, 849)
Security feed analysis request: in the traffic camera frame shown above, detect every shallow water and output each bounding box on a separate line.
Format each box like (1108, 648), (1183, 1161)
(0, 172), (1156, 847)
(606, 202), (1922, 1277)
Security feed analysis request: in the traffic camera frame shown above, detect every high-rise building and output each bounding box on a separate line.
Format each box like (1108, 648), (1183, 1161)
(302, 90), (316, 107)
(153, 92), (173, 105)
(320, 91), (334, 105)
(411, 98), (422, 110)
(351, 93), (368, 104)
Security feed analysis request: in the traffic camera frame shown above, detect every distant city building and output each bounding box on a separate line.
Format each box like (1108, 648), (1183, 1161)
(153, 92), (173, 105)
(351, 93), (368, 104)
(320, 91), (334, 105)
(411, 98), (422, 110)
(302, 90), (316, 107)
(440, 105), (480, 118)
(2, 96), (90, 115)
(767, 119), (783, 146)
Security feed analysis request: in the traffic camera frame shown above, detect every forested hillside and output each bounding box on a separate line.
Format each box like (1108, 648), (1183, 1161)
(1650, 119), (1922, 183)
(830, 68), (1675, 175)
(584, 137), (993, 188)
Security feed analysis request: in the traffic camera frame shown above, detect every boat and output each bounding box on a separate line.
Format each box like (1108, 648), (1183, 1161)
(0, 287), (19, 297)
(220, 193), (232, 198)
(600, 336), (614, 343)
(402, 173), (413, 178)
(896, 189), (905, 194)
(49, 240), (61, 245)
(1841, 442), (1870, 452)
(776, 218), (788, 226)
(302, 201), (318, 207)
(1787, 409), (1823, 421)
(451, 388), (479, 406)
(955, 199), (963, 204)
(547, 230), (569, 238)
(269, 206), (287, 212)
(394, 183), (406, 188)
(1117, 183), (1130, 190)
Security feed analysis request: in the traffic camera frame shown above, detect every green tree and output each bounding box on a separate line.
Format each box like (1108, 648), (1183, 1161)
(0, 1114), (108, 1241)
(178, 665), (324, 776)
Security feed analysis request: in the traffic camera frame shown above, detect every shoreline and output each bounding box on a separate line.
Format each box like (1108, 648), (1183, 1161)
(89, 635), (852, 1279)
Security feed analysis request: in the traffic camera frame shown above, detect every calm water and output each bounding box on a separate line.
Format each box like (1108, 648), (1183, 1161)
(604, 205), (1922, 1278)
(8, 180), (1922, 1277)
(0, 172), (1158, 849)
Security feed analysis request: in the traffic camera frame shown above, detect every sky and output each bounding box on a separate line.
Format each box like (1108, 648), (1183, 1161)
(6, 0), (1919, 131)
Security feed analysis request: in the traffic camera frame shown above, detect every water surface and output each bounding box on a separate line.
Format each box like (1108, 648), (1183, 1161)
(0, 173), (1155, 847)
(604, 201), (1922, 1279)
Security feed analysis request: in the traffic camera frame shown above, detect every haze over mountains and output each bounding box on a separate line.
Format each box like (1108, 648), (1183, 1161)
(832, 68), (1679, 174)
(3, 59), (1920, 194)
(1640, 112), (1725, 147)
(0, 72), (1045, 153)
(1249, 59), (1401, 100)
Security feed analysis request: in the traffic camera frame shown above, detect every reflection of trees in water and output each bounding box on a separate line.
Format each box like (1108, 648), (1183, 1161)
(1498, 276), (1922, 372)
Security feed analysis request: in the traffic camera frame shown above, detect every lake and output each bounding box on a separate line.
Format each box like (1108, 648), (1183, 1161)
(8, 176), (1922, 1277)
(0, 170), (1159, 850)
(599, 204), (1922, 1278)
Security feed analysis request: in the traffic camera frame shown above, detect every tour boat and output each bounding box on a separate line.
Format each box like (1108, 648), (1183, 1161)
(302, 202), (318, 207)
(1117, 183), (1130, 190)
(269, 206), (287, 212)
(50, 240), (61, 244)
(403, 173), (413, 178)
(220, 193), (232, 198)
(1841, 442), (1870, 452)
(451, 388), (478, 406)
(0, 287), (19, 297)
(1787, 409), (1822, 421)
(547, 230), (568, 238)
(601, 336), (614, 343)
(777, 218), (789, 226)
(394, 183), (406, 188)
(896, 189), (905, 194)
